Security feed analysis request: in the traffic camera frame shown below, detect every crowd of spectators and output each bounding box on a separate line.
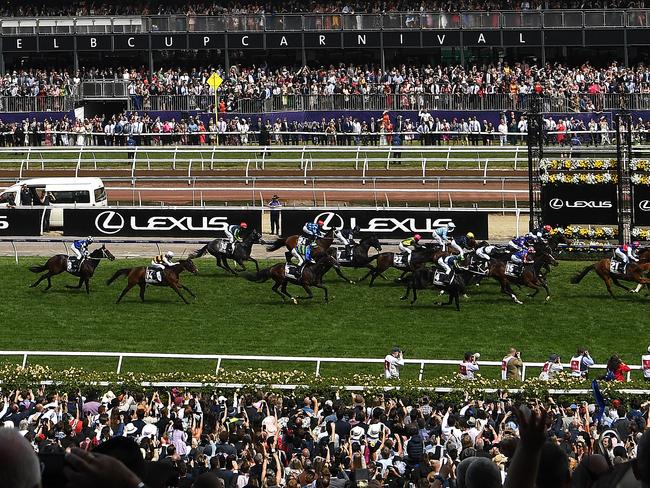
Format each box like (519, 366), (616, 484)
(3, 62), (650, 106)
(2, 381), (650, 488)
(1, 0), (647, 17)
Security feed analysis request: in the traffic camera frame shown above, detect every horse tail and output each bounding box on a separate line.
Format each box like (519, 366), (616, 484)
(245, 266), (273, 283)
(106, 268), (131, 286)
(571, 263), (595, 284)
(29, 263), (49, 273)
(189, 244), (209, 259)
(265, 238), (286, 252)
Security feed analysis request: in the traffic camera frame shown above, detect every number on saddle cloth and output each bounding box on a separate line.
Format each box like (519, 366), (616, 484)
(145, 267), (163, 284)
(67, 257), (81, 273)
(610, 260), (626, 275)
(393, 253), (407, 267)
(433, 270), (454, 285)
(284, 263), (300, 279)
(505, 262), (522, 277)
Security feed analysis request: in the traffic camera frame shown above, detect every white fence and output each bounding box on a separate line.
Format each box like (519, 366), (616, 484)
(0, 350), (640, 383)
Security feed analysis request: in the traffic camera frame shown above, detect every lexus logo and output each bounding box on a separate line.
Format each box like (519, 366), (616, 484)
(95, 210), (125, 235)
(549, 198), (564, 210)
(314, 212), (344, 230)
(639, 200), (650, 212)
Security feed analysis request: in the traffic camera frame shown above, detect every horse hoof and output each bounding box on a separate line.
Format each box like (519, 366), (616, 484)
(516, 300), (523, 305)
(291, 298), (298, 304)
(545, 296), (551, 301)
(462, 294), (469, 299)
(400, 296), (407, 301)
(349, 280), (355, 285)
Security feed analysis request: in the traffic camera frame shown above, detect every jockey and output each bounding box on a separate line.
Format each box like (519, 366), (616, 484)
(334, 225), (360, 247)
(303, 220), (325, 242)
(432, 222), (456, 250)
(291, 243), (314, 270)
(72, 236), (93, 261)
(450, 231), (474, 258)
(225, 222), (248, 247)
(151, 251), (175, 270)
(437, 254), (462, 275)
(475, 244), (496, 270)
(511, 246), (535, 265)
(399, 234), (422, 263)
(614, 241), (640, 265)
(508, 235), (527, 252)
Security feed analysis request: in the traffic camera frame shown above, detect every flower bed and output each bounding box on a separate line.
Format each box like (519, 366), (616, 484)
(540, 158), (617, 171)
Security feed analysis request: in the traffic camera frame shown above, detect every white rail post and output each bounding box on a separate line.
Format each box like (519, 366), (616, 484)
(261, 146), (267, 169)
(386, 146), (392, 169)
(210, 146), (216, 170)
(422, 158), (426, 184)
(22, 353), (28, 368)
(483, 159), (489, 185)
(11, 240), (18, 264)
(514, 146), (519, 170)
(245, 159), (250, 185)
(418, 361), (425, 381)
(315, 360), (322, 377)
(116, 355), (123, 374)
(187, 159), (192, 185)
(172, 146), (177, 170)
(362, 158), (368, 185)
(355, 146), (360, 170)
(25, 147), (32, 171)
(300, 146), (306, 170)
(521, 363), (527, 381)
(76, 146), (83, 177)
(215, 357), (222, 374)
(445, 146), (451, 170)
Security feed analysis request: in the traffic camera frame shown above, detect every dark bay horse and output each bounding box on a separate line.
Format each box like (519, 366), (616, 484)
(571, 258), (650, 297)
(246, 252), (345, 304)
(266, 230), (335, 261)
(400, 266), (470, 311)
(489, 251), (558, 304)
(359, 244), (442, 287)
(189, 230), (263, 274)
(29, 245), (115, 294)
(106, 259), (198, 304)
(336, 236), (383, 269)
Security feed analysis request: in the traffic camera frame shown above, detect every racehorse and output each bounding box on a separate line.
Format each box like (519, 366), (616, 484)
(400, 266), (470, 311)
(489, 251), (558, 304)
(29, 245), (115, 294)
(359, 244), (442, 287)
(246, 251), (345, 304)
(335, 236), (383, 269)
(571, 258), (650, 297)
(189, 230), (263, 274)
(106, 259), (198, 304)
(265, 230), (335, 261)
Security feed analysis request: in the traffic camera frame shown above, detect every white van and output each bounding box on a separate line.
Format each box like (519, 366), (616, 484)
(0, 177), (107, 228)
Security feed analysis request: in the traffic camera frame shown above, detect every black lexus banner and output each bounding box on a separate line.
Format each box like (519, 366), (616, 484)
(0, 209), (45, 236)
(280, 209), (488, 239)
(632, 185), (650, 226)
(63, 208), (262, 237)
(541, 184), (618, 226)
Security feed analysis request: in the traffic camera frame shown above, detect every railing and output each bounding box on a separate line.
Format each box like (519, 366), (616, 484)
(0, 350), (643, 385)
(0, 95), (75, 113)
(80, 80), (128, 99)
(0, 9), (649, 34)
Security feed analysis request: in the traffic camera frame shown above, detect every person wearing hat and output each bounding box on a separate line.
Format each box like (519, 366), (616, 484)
(384, 347), (404, 379)
(267, 194), (282, 235)
(459, 352), (480, 380)
(539, 354), (564, 381)
(19, 184), (32, 206)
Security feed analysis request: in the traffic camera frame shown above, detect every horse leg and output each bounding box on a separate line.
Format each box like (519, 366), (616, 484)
(312, 283), (329, 303)
(334, 266), (354, 284)
(248, 257), (260, 273)
(612, 277), (632, 292)
(299, 284), (314, 300)
(400, 282), (411, 301)
(44, 275), (53, 291)
(358, 268), (373, 282)
(84, 278), (90, 295)
(395, 269), (409, 282)
(222, 258), (237, 275)
(411, 287), (418, 305)
(280, 280), (297, 304)
(30, 272), (50, 288)
(271, 281), (286, 302)
(234, 257), (247, 272)
(180, 284), (197, 299)
(501, 280), (522, 305)
(603, 276), (616, 298)
(116, 283), (136, 303)
(65, 277), (84, 289)
(169, 283), (189, 304)
(139, 284), (146, 302)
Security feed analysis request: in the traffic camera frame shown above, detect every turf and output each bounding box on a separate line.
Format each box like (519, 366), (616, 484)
(2, 256), (648, 380)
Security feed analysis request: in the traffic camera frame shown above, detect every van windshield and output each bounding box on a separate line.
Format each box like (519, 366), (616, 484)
(94, 187), (107, 202)
(0, 192), (16, 205)
(50, 190), (90, 204)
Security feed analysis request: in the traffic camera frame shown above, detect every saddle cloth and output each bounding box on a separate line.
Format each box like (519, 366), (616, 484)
(393, 253), (408, 268)
(336, 247), (352, 263)
(217, 239), (230, 253)
(505, 262), (522, 277)
(297, 236), (311, 247)
(285, 264), (300, 280)
(67, 257), (81, 273)
(145, 267), (164, 284)
(610, 260), (626, 275)
(433, 270), (454, 286)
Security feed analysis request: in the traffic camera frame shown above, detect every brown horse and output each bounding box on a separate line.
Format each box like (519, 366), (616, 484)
(266, 230), (335, 261)
(639, 248), (650, 263)
(246, 251), (346, 303)
(488, 251), (558, 304)
(359, 244), (443, 287)
(106, 259), (198, 304)
(29, 245), (115, 294)
(571, 258), (650, 297)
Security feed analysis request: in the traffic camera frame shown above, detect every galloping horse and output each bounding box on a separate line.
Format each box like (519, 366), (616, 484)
(247, 251), (345, 303)
(106, 259), (198, 304)
(400, 266), (470, 311)
(489, 251), (558, 304)
(189, 230), (263, 274)
(336, 235), (383, 269)
(571, 258), (650, 297)
(266, 230), (335, 261)
(29, 245), (115, 294)
(359, 244), (442, 287)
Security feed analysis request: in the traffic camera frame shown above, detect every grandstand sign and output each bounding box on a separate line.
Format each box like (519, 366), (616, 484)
(0, 28), (645, 53)
(280, 209), (488, 239)
(541, 184), (618, 226)
(63, 208), (262, 237)
(632, 185), (650, 227)
(0, 209), (45, 236)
